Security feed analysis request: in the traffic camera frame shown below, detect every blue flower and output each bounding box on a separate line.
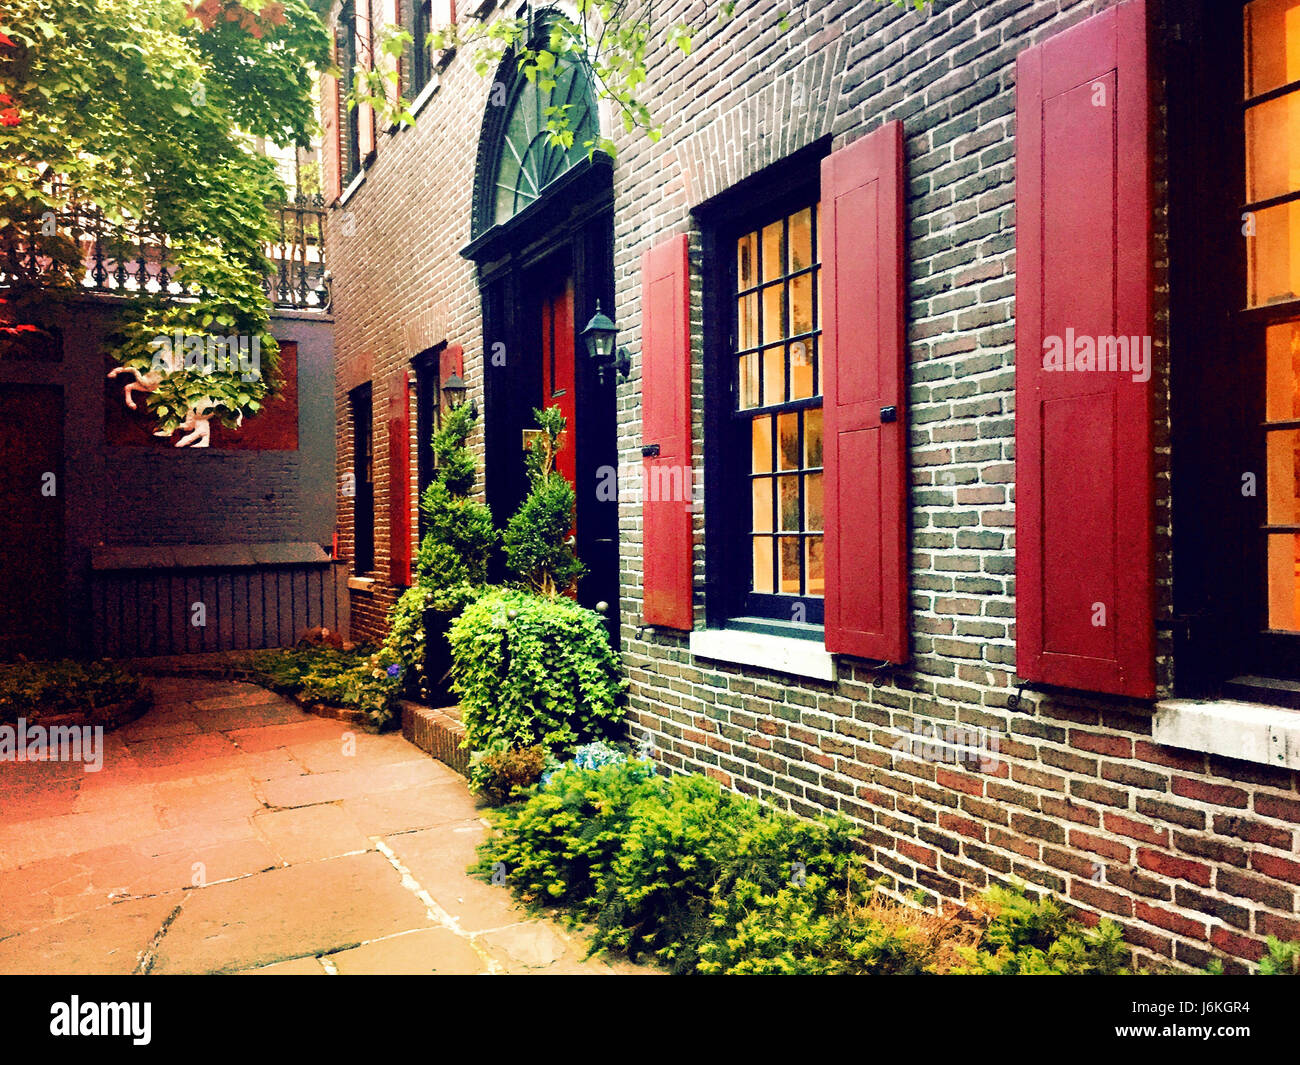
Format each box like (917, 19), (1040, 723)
(386, 664), (401, 677)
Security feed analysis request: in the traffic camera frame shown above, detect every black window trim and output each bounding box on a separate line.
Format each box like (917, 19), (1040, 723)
(350, 382), (375, 576)
(698, 143), (831, 632)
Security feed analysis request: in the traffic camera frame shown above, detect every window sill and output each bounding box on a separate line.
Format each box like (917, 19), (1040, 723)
(339, 169), (366, 207)
(1153, 697), (1300, 770)
(689, 627), (836, 681)
(347, 576), (376, 593)
(407, 76), (440, 123)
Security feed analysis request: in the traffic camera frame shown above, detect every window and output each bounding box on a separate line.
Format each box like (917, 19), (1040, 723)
(339, 1), (362, 184)
(410, 0), (435, 98)
(1246, 0), (1300, 631)
(475, 49), (600, 235)
(351, 383), (374, 574)
(715, 196), (824, 627)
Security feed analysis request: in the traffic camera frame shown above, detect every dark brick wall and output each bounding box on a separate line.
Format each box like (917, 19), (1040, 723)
(0, 298), (336, 653)
(324, 0), (1300, 971)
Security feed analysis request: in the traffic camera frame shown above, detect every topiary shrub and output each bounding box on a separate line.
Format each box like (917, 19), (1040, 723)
(418, 400), (497, 614)
(448, 586), (626, 768)
(502, 406), (582, 597)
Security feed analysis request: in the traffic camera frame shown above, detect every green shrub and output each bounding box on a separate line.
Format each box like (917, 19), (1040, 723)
(249, 645), (400, 727)
(1259, 936), (1300, 975)
(472, 759), (663, 914)
(953, 882), (1130, 975)
(468, 741), (548, 805)
(503, 406), (582, 597)
(0, 660), (149, 724)
(472, 763), (1158, 976)
(449, 586), (626, 758)
(700, 870), (949, 975)
(417, 401), (497, 614)
(1205, 936), (1300, 976)
(592, 774), (860, 972)
(376, 584), (431, 700)
(474, 761), (861, 974)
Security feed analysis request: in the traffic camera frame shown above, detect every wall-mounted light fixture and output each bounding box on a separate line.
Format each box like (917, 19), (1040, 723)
(442, 371), (478, 417)
(581, 301), (632, 386)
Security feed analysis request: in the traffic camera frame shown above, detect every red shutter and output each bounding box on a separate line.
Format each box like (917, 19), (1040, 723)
(439, 343), (464, 394)
(641, 234), (693, 630)
(1015, 0), (1154, 698)
(821, 121), (909, 663)
(322, 72), (341, 202)
(388, 368), (412, 586)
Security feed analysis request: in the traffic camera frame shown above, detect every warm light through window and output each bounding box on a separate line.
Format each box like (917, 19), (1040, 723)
(1246, 0), (1300, 306)
(735, 204), (824, 600)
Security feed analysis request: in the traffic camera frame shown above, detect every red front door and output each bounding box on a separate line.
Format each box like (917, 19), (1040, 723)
(541, 276), (577, 488)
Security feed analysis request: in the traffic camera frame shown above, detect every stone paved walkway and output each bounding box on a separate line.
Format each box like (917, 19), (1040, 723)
(0, 678), (642, 975)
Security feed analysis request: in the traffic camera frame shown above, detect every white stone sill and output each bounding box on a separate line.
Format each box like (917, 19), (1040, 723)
(1153, 698), (1300, 770)
(346, 576), (376, 593)
(689, 628), (836, 682)
(339, 169), (366, 207)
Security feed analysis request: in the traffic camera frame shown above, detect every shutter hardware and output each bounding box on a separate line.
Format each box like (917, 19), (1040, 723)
(642, 444), (661, 457)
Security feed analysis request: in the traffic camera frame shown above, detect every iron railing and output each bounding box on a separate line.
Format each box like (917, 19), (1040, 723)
(0, 190), (331, 311)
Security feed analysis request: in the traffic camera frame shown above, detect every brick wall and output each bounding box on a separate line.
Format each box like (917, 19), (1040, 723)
(327, 0), (1300, 971)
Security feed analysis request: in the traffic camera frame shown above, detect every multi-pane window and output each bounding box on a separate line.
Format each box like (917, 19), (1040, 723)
(1246, 0), (1300, 629)
(734, 204), (824, 604)
(410, 0), (435, 97)
(340, 1), (362, 184)
(351, 384), (374, 575)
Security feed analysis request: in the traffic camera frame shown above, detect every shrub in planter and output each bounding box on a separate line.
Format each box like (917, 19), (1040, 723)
(0, 660), (150, 726)
(416, 401), (497, 699)
(418, 402), (497, 614)
(503, 406), (582, 597)
(448, 586), (627, 762)
(249, 645), (401, 728)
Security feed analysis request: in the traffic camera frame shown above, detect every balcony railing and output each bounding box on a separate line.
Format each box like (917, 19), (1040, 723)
(0, 192), (331, 312)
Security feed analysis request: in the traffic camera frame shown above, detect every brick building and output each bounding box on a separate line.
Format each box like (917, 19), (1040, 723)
(323, 0), (1300, 971)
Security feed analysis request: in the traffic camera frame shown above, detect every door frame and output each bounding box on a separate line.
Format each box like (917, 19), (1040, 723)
(463, 158), (619, 621)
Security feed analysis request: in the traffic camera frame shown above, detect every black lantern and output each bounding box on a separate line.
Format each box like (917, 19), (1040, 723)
(581, 302), (632, 385)
(442, 371), (476, 417)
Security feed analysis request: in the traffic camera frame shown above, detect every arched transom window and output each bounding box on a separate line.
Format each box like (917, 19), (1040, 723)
(487, 57), (600, 228)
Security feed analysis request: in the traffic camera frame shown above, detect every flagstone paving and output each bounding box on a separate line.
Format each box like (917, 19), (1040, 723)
(0, 677), (643, 975)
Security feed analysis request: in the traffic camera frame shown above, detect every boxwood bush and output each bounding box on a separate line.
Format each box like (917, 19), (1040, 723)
(448, 586), (626, 766)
